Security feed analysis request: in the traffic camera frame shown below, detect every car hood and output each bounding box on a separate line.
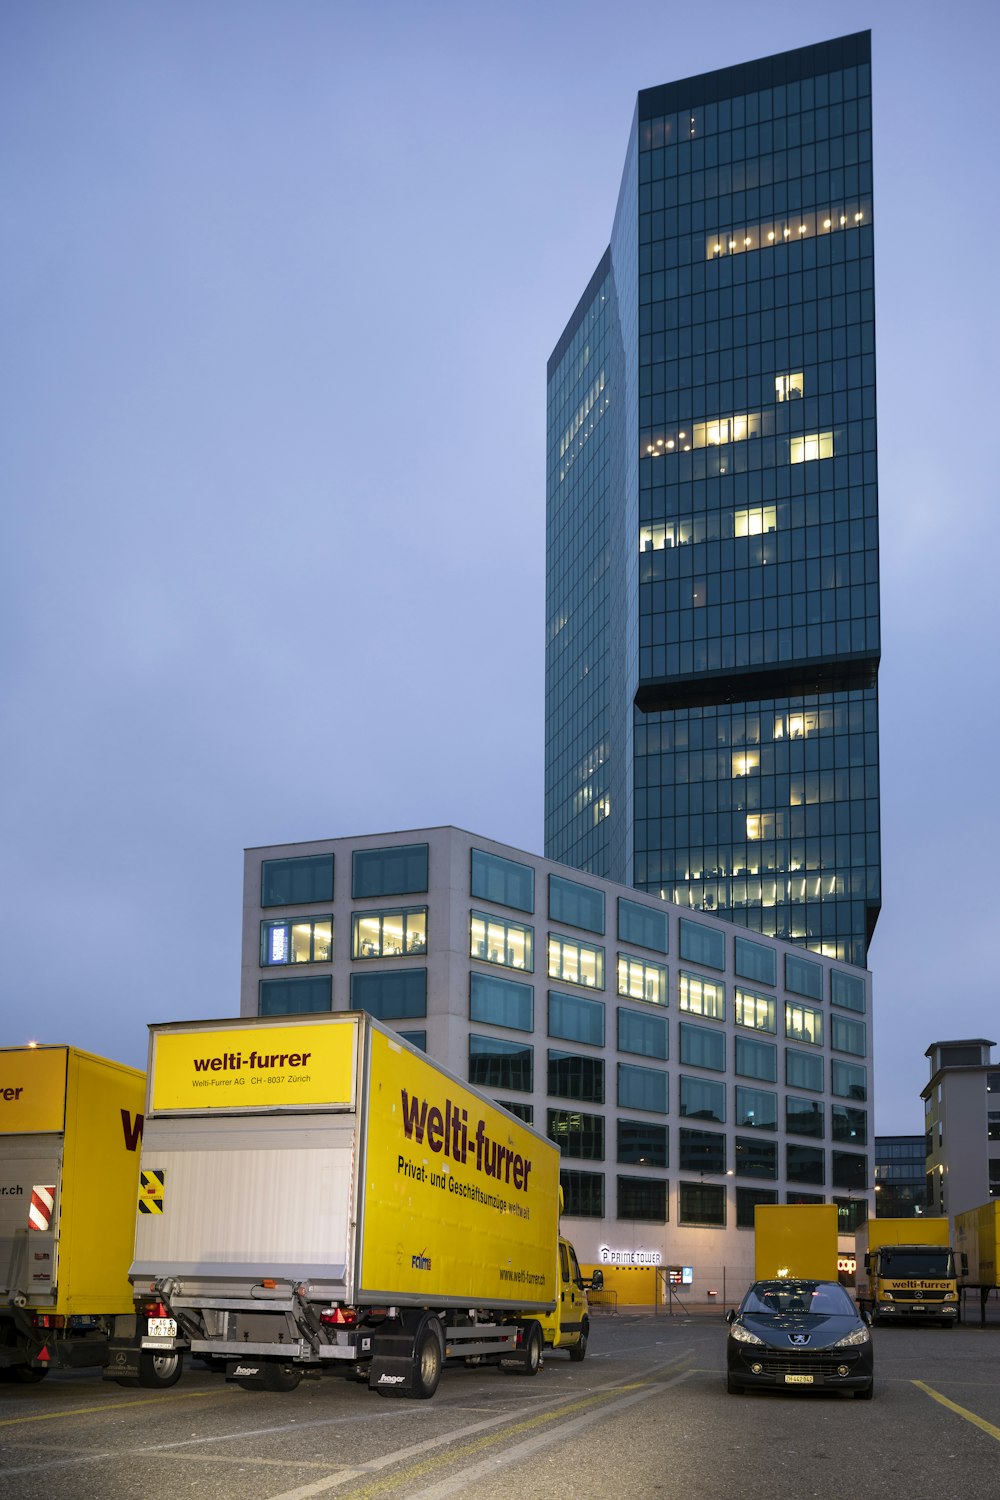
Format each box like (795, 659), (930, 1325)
(734, 1313), (863, 1349)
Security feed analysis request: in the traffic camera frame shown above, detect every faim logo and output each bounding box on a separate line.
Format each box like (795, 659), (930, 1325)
(411, 1251), (432, 1272)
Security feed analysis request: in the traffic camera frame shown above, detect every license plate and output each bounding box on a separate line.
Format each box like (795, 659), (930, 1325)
(911, 1306), (925, 1313)
(784, 1374), (814, 1384)
(147, 1318), (177, 1338)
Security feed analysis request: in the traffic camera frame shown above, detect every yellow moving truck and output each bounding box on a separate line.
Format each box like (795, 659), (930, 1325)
(754, 1204), (839, 1281)
(954, 1201), (1000, 1325)
(0, 1045), (175, 1384)
(855, 1218), (963, 1325)
(129, 1013), (589, 1397)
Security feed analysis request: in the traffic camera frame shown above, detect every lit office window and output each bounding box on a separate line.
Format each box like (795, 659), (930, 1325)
(734, 987), (776, 1033)
(785, 1001), (824, 1047)
(617, 955), (667, 1005)
(548, 935), (604, 989)
(261, 917), (332, 966)
(470, 911), (533, 971)
(790, 432), (834, 463)
(352, 908), (426, 960)
(775, 372), (804, 401)
(679, 971), (725, 1020)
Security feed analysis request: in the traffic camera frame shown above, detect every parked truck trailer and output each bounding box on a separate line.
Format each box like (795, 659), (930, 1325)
(855, 1218), (963, 1325)
(954, 1201), (1000, 1325)
(0, 1044), (178, 1386)
(125, 1013), (589, 1397)
(754, 1203), (839, 1282)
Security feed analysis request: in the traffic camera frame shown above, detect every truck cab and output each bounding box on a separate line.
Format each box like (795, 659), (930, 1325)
(537, 1237), (589, 1361)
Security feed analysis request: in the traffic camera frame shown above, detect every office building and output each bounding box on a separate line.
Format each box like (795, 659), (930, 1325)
(546, 32), (880, 968)
(873, 1135), (929, 1218)
(240, 825), (872, 1299)
(923, 1040), (1000, 1217)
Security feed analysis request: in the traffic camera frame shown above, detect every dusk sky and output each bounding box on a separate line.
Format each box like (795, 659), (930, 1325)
(3, 0), (998, 1134)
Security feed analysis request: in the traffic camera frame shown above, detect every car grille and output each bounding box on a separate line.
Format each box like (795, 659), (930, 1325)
(755, 1354), (863, 1377)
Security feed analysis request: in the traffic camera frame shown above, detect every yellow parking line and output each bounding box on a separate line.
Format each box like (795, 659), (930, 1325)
(0, 1388), (228, 1429)
(913, 1380), (1000, 1442)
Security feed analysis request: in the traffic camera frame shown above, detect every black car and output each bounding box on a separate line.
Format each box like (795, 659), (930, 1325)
(726, 1279), (874, 1399)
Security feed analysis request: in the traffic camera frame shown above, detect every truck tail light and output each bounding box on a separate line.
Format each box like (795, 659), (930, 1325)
(143, 1302), (169, 1319)
(320, 1307), (358, 1327)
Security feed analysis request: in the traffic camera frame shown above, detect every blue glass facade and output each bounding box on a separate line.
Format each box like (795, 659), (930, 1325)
(546, 34), (880, 966)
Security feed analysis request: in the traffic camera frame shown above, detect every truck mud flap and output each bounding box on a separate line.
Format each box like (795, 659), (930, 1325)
(103, 1342), (142, 1382)
(226, 1358), (267, 1386)
(368, 1332), (416, 1396)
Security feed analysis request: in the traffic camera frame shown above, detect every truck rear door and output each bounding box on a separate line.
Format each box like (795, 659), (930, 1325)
(0, 1141), (62, 1308)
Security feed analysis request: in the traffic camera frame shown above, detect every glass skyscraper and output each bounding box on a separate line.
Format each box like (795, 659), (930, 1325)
(546, 33), (879, 967)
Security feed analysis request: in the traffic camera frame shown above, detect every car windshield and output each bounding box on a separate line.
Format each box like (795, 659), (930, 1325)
(741, 1281), (855, 1317)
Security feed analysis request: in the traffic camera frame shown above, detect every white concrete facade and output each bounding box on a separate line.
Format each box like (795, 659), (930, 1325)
(240, 825), (873, 1301)
(923, 1040), (1000, 1218)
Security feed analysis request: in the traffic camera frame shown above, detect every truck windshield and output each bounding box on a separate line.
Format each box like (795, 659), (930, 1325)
(880, 1249), (953, 1277)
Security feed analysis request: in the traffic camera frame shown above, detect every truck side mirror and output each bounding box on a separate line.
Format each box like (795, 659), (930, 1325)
(590, 1269), (604, 1291)
(863, 1253), (871, 1272)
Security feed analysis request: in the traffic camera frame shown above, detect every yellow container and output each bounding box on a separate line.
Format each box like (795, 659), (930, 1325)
(0, 1045), (145, 1316)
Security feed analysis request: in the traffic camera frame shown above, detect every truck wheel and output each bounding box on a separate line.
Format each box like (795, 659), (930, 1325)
(12, 1365), (49, 1384)
(411, 1322), (443, 1399)
(521, 1322), (543, 1376)
(259, 1362), (302, 1393)
(568, 1321), (589, 1363)
(137, 1350), (183, 1390)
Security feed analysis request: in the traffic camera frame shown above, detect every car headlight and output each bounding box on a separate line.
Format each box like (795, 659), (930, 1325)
(730, 1322), (765, 1346)
(832, 1326), (871, 1348)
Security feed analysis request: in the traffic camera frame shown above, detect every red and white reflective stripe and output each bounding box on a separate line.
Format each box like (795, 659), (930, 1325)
(28, 1185), (55, 1231)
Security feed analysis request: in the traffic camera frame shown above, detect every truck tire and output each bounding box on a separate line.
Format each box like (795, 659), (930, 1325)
(568, 1320), (589, 1362)
(521, 1321), (543, 1376)
(137, 1350), (184, 1390)
(12, 1365), (49, 1384)
(411, 1321), (443, 1400)
(258, 1362), (302, 1393)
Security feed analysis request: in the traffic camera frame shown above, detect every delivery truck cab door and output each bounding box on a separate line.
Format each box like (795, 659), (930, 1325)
(559, 1239), (584, 1329)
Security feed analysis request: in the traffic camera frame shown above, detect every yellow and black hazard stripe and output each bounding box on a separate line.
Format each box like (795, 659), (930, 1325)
(138, 1168), (165, 1214)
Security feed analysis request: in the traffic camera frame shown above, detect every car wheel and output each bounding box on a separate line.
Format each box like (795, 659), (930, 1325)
(853, 1381), (874, 1400)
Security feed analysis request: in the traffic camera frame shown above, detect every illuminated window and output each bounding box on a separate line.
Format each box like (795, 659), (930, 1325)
(785, 1001), (824, 1046)
(470, 910), (533, 971)
(548, 935), (604, 989)
(775, 373), (804, 402)
(732, 751), (759, 777)
(734, 987), (776, 1033)
(734, 506), (776, 538)
(679, 970), (725, 1020)
(352, 907), (426, 960)
(261, 916), (332, 966)
(790, 432), (834, 463)
(617, 954), (668, 1005)
(693, 413), (761, 447)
